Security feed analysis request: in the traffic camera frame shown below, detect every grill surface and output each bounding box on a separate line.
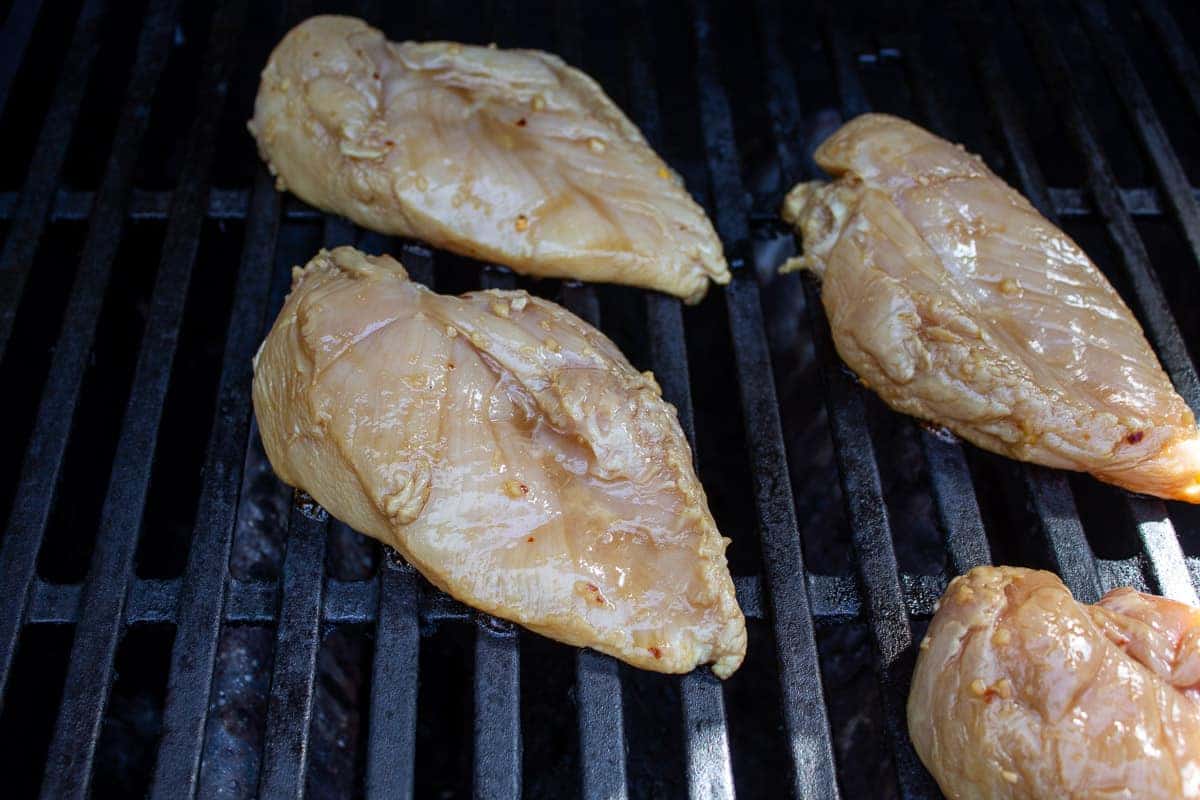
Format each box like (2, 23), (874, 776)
(2, 0), (1200, 798)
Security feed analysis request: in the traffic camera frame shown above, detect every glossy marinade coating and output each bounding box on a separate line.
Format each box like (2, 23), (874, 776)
(250, 16), (729, 302)
(910, 566), (1200, 798)
(252, 247), (745, 676)
(783, 113), (1200, 502)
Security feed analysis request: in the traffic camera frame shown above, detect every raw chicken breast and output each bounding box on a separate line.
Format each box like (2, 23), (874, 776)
(782, 113), (1200, 502)
(252, 247), (745, 676)
(249, 16), (728, 303)
(909, 566), (1200, 799)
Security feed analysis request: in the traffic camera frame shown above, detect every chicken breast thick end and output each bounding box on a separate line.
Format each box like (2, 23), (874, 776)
(910, 566), (1200, 799)
(249, 15), (729, 303)
(781, 113), (1200, 503)
(252, 246), (746, 677)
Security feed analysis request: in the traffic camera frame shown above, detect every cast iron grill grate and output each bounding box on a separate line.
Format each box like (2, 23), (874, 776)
(1, 0), (1199, 798)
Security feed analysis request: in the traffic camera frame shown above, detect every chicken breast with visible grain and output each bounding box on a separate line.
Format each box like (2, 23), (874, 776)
(251, 246), (745, 676)
(782, 113), (1200, 502)
(909, 566), (1200, 799)
(249, 16), (728, 302)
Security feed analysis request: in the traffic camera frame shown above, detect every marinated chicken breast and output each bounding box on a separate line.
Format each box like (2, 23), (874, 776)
(910, 566), (1200, 799)
(782, 113), (1200, 502)
(249, 16), (728, 303)
(252, 247), (745, 676)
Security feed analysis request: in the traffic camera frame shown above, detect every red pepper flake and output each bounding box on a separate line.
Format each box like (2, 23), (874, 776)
(1126, 430), (1145, 445)
(649, 647), (662, 660)
(519, 483), (529, 495)
(384, 139), (395, 147)
(526, 536), (535, 543)
(516, 117), (527, 127)
(586, 583), (598, 592)
(372, 71), (380, 79)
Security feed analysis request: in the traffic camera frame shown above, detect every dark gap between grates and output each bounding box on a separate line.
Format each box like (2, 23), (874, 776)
(620, 666), (686, 800)
(92, 623), (175, 799)
(325, 520), (379, 583)
(198, 623), (273, 799)
(58, 0), (150, 191)
(760, 267), (853, 577)
(413, 621), (473, 800)
(211, 0), (288, 190)
(0, 624), (74, 800)
(1039, 2), (1141, 188)
(137, 217), (245, 579)
(1121, 1), (1200, 184)
(594, 284), (650, 376)
(1137, 215), (1200, 361)
(684, 289), (764, 578)
(36, 219), (164, 584)
(229, 427), (290, 582)
(816, 621), (893, 800)
(724, 618), (792, 798)
(305, 624), (374, 800)
(980, 3), (1085, 190)
(711, 0), (776, 214)
(965, 450), (1057, 573)
(0, 0), (87, 190)
(518, 631), (579, 799)
(131, 0), (213, 191)
(862, 396), (945, 577)
(1066, 474), (1144, 561)
(0, 220), (86, 531)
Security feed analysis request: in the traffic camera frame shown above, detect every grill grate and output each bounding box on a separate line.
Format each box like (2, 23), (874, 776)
(1, 0), (1200, 798)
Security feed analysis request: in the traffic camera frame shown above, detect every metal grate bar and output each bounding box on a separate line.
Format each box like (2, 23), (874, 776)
(622, 5), (735, 799)
(0, 0), (106, 362)
(7, 183), (1196, 225)
(472, 268), (523, 800)
(0, 0), (178, 703)
(363, 239), (428, 800)
(473, 623), (522, 800)
(365, 559), (421, 800)
(37, 2), (248, 794)
(919, 431), (991, 573)
(1137, 0), (1200, 122)
(774, 18), (938, 796)
(575, 650), (626, 800)
(0, 0), (45, 116)
(1022, 468), (1102, 602)
(1127, 495), (1199, 604)
(22, 566), (974, 627)
(1077, 0), (1200, 277)
(804, 276), (934, 796)
(257, 494), (328, 800)
(258, 212), (351, 799)
(700, 4), (850, 793)
(150, 169), (281, 800)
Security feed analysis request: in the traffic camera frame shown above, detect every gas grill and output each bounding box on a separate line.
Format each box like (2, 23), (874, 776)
(1, 0), (1199, 797)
